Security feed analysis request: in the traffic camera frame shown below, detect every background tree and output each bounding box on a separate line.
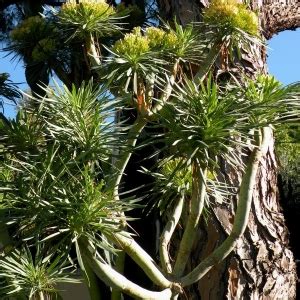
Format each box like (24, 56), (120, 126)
(0, 1), (299, 299)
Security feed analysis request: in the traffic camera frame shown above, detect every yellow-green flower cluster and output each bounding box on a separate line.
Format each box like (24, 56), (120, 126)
(145, 27), (179, 50)
(113, 27), (150, 59)
(10, 16), (48, 42)
(58, 0), (115, 39)
(32, 38), (57, 62)
(145, 27), (165, 48)
(204, 0), (259, 35)
(68, 0), (107, 3)
(113, 26), (179, 59)
(60, 0), (114, 21)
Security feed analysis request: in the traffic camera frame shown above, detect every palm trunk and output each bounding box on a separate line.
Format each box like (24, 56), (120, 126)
(156, 0), (299, 299)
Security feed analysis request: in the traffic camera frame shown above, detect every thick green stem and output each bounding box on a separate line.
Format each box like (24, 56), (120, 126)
(112, 60), (179, 196)
(160, 194), (185, 274)
(173, 165), (207, 277)
(77, 243), (102, 300)
(106, 233), (173, 289)
(110, 92), (148, 299)
(111, 251), (125, 300)
(179, 128), (271, 286)
(79, 239), (173, 300)
(112, 118), (147, 201)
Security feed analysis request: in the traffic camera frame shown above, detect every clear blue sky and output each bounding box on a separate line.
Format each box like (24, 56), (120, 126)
(267, 29), (300, 85)
(1, 29), (300, 118)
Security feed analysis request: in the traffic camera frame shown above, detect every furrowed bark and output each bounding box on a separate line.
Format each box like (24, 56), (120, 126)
(260, 1), (300, 39)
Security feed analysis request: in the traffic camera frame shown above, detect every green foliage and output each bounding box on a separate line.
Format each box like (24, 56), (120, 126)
(158, 77), (250, 169)
(160, 158), (192, 195)
(57, 0), (119, 40)
(145, 27), (174, 49)
(113, 27), (150, 61)
(38, 81), (115, 161)
(0, 246), (78, 298)
(0, 110), (44, 154)
(112, 22), (204, 64)
(1, 1), (300, 298)
(106, 22), (206, 95)
(0, 73), (21, 105)
(275, 125), (300, 182)
(10, 16), (48, 41)
(0, 81), (136, 256)
(31, 38), (57, 62)
(244, 75), (300, 126)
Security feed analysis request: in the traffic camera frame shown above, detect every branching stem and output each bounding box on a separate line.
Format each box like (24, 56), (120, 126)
(106, 232), (173, 289)
(112, 117), (147, 201)
(173, 165), (207, 277)
(160, 194), (185, 274)
(179, 127), (271, 286)
(79, 239), (174, 300)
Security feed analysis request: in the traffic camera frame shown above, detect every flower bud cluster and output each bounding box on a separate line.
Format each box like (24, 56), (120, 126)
(204, 0), (259, 35)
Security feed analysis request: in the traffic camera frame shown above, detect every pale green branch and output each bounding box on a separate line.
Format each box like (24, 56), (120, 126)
(76, 239), (102, 300)
(111, 250), (125, 300)
(106, 232), (173, 289)
(159, 194), (185, 274)
(81, 255), (103, 300)
(112, 117), (147, 201)
(179, 127), (271, 286)
(173, 165), (207, 277)
(80, 240), (173, 300)
(88, 34), (101, 67)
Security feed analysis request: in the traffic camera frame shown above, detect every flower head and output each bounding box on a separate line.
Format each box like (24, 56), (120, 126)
(204, 0), (259, 35)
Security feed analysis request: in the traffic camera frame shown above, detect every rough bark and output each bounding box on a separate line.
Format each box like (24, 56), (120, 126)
(156, 0), (299, 299)
(259, 1), (300, 39)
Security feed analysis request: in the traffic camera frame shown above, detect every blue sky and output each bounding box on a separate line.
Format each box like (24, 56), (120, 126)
(1, 29), (300, 118)
(267, 29), (300, 85)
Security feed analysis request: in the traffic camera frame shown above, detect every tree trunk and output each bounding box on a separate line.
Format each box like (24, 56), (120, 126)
(156, 1), (299, 299)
